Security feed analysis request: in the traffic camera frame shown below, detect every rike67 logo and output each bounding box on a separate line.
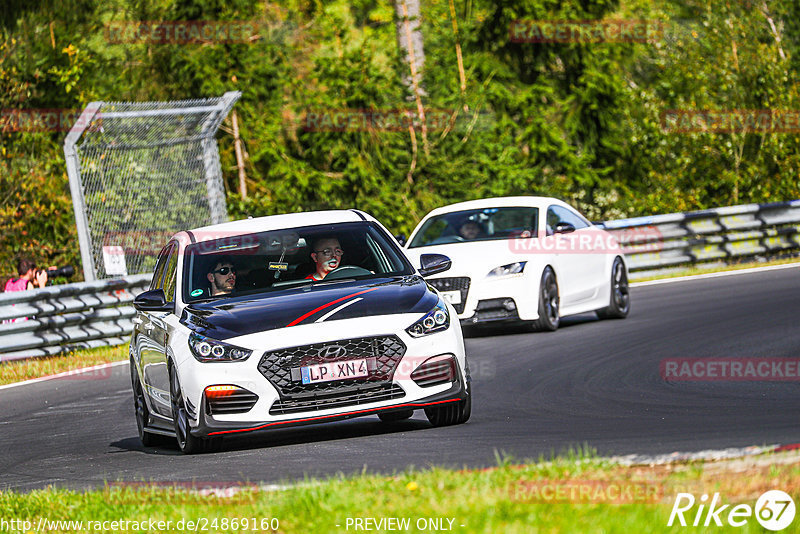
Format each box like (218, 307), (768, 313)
(669, 490), (796, 531)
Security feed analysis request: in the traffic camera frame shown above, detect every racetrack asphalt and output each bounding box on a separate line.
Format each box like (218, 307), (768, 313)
(1, 266), (799, 491)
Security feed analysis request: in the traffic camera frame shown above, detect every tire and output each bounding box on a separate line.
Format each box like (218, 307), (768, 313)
(532, 267), (560, 331)
(424, 360), (472, 428)
(169, 364), (210, 454)
(596, 257), (630, 319)
(131, 358), (157, 447)
(424, 386), (471, 427)
(378, 410), (414, 422)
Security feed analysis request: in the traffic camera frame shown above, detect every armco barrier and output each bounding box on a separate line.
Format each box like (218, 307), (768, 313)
(0, 274), (150, 362)
(1, 200), (799, 361)
(599, 199), (800, 279)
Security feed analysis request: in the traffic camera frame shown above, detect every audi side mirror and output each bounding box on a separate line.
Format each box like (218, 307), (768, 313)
(554, 222), (576, 234)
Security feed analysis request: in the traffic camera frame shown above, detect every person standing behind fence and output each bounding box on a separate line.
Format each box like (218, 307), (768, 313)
(4, 258), (48, 293)
(3, 258), (49, 324)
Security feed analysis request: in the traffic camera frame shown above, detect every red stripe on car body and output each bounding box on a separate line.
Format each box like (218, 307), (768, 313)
(207, 398), (461, 436)
(286, 287), (379, 326)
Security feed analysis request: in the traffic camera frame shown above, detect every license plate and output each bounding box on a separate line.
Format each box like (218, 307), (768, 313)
(301, 358), (369, 384)
(440, 290), (462, 305)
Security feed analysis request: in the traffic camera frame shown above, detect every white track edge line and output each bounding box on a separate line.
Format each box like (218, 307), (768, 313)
(631, 262), (800, 287)
(0, 360), (129, 391)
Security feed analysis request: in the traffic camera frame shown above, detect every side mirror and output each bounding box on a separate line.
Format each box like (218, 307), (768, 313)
(554, 222), (576, 234)
(419, 253), (451, 277)
(395, 234), (407, 246)
(133, 288), (174, 312)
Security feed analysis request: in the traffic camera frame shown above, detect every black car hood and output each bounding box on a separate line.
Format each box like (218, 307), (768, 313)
(181, 275), (437, 340)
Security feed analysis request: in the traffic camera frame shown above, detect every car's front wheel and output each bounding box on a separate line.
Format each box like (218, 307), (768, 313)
(169, 364), (218, 454)
(532, 267), (560, 331)
(596, 257), (630, 319)
(424, 384), (471, 427)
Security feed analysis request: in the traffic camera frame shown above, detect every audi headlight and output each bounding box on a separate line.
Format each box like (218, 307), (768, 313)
(406, 300), (450, 338)
(486, 261), (527, 278)
(188, 332), (252, 362)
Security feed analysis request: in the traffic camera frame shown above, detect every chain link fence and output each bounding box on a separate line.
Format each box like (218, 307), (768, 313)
(64, 92), (240, 281)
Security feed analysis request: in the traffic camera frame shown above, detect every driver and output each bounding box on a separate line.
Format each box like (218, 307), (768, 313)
(206, 256), (237, 296)
(458, 221), (483, 240)
(306, 237), (344, 281)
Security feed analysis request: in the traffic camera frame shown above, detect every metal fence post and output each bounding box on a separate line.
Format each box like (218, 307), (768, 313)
(64, 103), (103, 282)
(62, 92), (241, 280)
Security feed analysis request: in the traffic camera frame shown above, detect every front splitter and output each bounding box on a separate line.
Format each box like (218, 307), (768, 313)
(194, 379), (468, 438)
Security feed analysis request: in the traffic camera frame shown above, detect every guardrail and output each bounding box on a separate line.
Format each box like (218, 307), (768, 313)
(0, 275), (150, 362)
(1, 200), (799, 361)
(599, 199), (800, 279)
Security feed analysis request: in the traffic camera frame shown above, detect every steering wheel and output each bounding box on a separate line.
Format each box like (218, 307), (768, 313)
(324, 265), (373, 281)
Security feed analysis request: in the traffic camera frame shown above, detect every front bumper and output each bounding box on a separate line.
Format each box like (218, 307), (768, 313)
(429, 273), (538, 323)
(461, 297), (521, 325)
(174, 313), (468, 438)
(193, 368), (469, 437)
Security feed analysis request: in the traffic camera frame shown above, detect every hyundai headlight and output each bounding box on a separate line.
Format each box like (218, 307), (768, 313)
(406, 300), (450, 338)
(188, 332), (252, 362)
(486, 261), (527, 278)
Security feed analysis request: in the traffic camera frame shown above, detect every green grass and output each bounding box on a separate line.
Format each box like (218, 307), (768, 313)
(1, 450), (798, 533)
(0, 345), (128, 386)
(632, 256), (800, 283)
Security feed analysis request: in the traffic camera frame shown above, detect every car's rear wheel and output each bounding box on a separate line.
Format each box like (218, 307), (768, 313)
(532, 267), (559, 331)
(169, 365), (217, 454)
(378, 410), (413, 422)
(131, 358), (157, 447)
(596, 257), (630, 319)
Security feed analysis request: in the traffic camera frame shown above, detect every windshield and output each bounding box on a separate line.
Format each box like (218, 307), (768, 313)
(408, 207), (539, 248)
(182, 222), (414, 303)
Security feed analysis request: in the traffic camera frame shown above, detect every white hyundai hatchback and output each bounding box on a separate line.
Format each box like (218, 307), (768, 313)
(130, 210), (470, 453)
(404, 197), (630, 331)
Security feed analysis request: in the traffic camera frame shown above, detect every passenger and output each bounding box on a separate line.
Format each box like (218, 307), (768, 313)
(206, 257), (237, 296)
(306, 237), (344, 281)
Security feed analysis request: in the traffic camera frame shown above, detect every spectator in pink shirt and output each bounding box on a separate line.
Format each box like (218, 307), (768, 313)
(4, 257), (48, 293)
